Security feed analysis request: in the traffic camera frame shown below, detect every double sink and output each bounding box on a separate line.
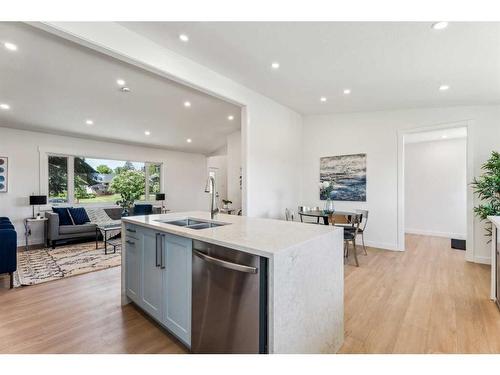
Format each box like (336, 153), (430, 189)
(155, 217), (230, 230)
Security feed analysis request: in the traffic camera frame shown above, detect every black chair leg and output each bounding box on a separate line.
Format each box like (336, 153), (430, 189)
(51, 240), (56, 249)
(9, 272), (14, 289)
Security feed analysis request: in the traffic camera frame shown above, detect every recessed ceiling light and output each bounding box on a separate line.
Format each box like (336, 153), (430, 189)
(439, 84), (450, 91)
(271, 62), (280, 69)
(179, 34), (189, 42)
(320, 97), (327, 102)
(227, 115), (234, 121)
(184, 101), (191, 108)
(4, 42), (17, 51)
(144, 130), (151, 136)
(432, 21), (449, 30)
(186, 138), (192, 143)
(85, 119), (94, 125)
(0, 103), (10, 110)
(442, 135), (448, 139)
(120, 87), (131, 93)
(343, 89), (351, 95)
(116, 79), (126, 86)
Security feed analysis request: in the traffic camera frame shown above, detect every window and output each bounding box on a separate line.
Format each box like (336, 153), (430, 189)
(47, 154), (162, 205)
(148, 163), (161, 197)
(48, 156), (68, 203)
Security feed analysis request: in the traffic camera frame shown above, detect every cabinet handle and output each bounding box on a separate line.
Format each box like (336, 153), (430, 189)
(155, 233), (160, 267)
(193, 250), (258, 274)
(126, 240), (135, 246)
(160, 234), (166, 269)
(126, 228), (136, 233)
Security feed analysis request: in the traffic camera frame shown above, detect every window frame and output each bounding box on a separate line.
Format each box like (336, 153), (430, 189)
(43, 150), (163, 207)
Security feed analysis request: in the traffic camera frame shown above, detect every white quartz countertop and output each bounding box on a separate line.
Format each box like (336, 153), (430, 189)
(488, 216), (500, 228)
(122, 211), (340, 258)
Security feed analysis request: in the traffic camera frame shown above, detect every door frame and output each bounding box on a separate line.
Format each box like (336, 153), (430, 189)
(397, 120), (475, 262)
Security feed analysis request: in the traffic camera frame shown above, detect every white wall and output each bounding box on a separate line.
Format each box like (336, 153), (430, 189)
(0, 127), (208, 245)
(301, 105), (500, 263)
(404, 138), (467, 239)
(39, 22), (304, 220)
(227, 130), (242, 211)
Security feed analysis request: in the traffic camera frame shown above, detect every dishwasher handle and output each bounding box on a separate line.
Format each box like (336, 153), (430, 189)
(193, 249), (258, 274)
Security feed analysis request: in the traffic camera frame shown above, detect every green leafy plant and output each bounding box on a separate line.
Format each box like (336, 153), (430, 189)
(110, 169), (145, 209)
(95, 164), (113, 174)
(472, 151), (500, 238)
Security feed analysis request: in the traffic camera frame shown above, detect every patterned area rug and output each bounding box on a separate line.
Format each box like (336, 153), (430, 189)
(14, 242), (121, 287)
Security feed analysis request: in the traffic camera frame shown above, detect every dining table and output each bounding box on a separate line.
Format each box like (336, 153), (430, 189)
(298, 209), (361, 225)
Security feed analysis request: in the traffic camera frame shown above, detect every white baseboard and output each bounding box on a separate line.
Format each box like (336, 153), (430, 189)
(473, 255), (491, 265)
(405, 228), (466, 240)
(363, 240), (401, 252)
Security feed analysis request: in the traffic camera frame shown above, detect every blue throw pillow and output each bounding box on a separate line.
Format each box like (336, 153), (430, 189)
(68, 207), (90, 225)
(52, 207), (73, 226)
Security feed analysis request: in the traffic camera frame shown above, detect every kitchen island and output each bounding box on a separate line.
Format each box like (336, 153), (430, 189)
(121, 211), (344, 354)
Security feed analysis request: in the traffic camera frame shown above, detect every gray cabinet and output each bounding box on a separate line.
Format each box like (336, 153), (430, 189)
(125, 235), (141, 304)
(163, 233), (192, 345)
(140, 229), (163, 322)
(124, 224), (192, 347)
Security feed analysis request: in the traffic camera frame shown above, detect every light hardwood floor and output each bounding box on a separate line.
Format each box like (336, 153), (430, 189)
(0, 234), (499, 353)
(340, 234), (500, 353)
(0, 266), (187, 354)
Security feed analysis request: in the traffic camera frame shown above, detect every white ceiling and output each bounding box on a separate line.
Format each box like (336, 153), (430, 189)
(404, 127), (467, 144)
(0, 22), (241, 155)
(120, 22), (500, 115)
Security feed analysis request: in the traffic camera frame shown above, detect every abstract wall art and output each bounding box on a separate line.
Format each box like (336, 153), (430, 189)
(319, 153), (366, 201)
(0, 156), (8, 193)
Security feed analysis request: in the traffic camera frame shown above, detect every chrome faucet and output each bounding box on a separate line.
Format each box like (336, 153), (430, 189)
(204, 176), (219, 219)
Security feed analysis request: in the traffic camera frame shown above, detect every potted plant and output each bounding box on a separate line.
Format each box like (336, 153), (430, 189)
(472, 151), (500, 239)
(222, 199), (232, 209)
(110, 170), (145, 216)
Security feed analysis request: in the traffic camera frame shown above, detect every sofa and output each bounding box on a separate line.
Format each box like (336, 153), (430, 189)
(46, 211), (97, 248)
(46, 205), (156, 248)
(0, 217), (17, 288)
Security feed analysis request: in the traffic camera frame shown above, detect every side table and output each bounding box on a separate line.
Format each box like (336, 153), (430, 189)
(24, 217), (48, 251)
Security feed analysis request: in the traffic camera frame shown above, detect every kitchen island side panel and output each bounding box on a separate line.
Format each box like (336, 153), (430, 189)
(268, 230), (344, 354)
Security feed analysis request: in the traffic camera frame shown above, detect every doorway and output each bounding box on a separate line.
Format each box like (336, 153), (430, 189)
(206, 129), (243, 215)
(397, 122), (474, 261)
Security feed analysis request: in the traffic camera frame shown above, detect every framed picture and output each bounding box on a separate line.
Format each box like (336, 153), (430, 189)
(0, 156), (7, 193)
(320, 153), (366, 201)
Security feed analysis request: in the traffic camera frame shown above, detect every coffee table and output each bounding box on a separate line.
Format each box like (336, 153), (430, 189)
(96, 224), (122, 254)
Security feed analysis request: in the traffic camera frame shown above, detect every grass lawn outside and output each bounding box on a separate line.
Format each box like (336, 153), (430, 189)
(76, 194), (121, 204)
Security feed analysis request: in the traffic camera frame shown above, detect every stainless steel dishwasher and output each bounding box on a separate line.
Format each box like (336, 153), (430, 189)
(191, 240), (268, 353)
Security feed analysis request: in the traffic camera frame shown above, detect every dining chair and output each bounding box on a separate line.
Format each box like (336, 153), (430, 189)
(330, 214), (350, 225)
(355, 209), (369, 255)
(330, 212), (361, 267)
(285, 208), (295, 221)
(298, 206), (320, 224)
(333, 210), (369, 255)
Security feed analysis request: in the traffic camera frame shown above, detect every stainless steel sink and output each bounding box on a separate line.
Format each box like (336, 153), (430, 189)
(155, 218), (229, 230)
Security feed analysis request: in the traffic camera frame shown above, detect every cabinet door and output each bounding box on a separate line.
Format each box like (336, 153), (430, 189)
(125, 233), (141, 303)
(163, 233), (192, 346)
(140, 229), (163, 321)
